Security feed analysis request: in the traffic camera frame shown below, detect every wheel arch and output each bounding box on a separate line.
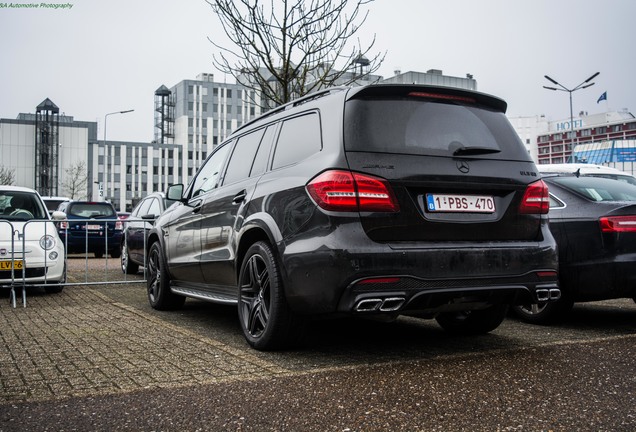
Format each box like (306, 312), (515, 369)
(236, 212), (283, 279)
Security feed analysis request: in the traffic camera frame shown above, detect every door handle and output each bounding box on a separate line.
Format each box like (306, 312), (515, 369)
(232, 190), (247, 204)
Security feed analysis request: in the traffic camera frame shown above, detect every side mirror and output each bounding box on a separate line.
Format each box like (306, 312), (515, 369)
(167, 184), (184, 201)
(51, 211), (67, 221)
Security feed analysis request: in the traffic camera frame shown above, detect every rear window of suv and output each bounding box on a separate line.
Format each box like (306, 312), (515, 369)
(67, 203), (116, 218)
(344, 98), (530, 161)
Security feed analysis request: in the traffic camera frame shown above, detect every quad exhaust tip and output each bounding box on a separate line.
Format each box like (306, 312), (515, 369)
(355, 297), (405, 313)
(536, 288), (561, 302)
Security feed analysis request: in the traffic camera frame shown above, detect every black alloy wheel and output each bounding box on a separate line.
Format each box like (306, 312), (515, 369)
(146, 242), (185, 310)
(238, 241), (304, 350)
(512, 296), (574, 324)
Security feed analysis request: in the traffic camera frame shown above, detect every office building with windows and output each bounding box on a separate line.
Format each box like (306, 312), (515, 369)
(509, 110), (636, 175)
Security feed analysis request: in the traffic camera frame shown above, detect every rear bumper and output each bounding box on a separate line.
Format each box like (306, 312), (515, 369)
(279, 222), (559, 315)
(59, 231), (123, 253)
(560, 253), (636, 301)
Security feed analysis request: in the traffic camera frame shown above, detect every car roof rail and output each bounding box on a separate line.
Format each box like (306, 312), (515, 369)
(234, 87), (348, 133)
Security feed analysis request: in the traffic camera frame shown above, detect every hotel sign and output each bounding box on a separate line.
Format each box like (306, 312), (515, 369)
(556, 119), (584, 131)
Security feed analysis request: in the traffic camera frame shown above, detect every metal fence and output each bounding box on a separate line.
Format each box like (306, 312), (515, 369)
(1, 218), (148, 308)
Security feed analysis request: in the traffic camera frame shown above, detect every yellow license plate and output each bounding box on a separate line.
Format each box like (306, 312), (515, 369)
(0, 260), (23, 270)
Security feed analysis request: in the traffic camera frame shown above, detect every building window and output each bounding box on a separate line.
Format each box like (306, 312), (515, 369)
(202, 103), (208, 113)
(188, 118), (193, 127)
(188, 102), (194, 111)
(188, 85), (193, 95)
(596, 126), (607, 134)
(581, 129), (592, 136)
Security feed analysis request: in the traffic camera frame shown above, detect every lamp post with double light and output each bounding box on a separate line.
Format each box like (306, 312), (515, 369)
(543, 72), (599, 161)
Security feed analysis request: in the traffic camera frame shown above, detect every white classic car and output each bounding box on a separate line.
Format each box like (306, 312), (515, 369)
(0, 185), (66, 292)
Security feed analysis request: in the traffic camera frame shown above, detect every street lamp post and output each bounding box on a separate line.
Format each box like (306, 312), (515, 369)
(543, 72), (599, 162)
(102, 109), (134, 206)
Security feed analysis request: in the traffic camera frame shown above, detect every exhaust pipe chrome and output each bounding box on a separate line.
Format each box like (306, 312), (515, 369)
(355, 298), (382, 312)
(549, 289), (561, 301)
(379, 297), (405, 312)
(536, 289), (550, 302)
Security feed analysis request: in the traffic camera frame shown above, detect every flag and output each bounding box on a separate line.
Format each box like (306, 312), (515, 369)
(597, 91), (607, 103)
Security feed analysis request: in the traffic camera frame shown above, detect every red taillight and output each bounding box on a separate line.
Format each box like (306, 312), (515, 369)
(599, 216), (636, 232)
(59, 221), (68, 230)
(306, 170), (400, 212)
(519, 179), (550, 214)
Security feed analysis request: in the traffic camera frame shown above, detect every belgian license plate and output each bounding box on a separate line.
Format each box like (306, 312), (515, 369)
(0, 260), (23, 270)
(426, 194), (495, 213)
(85, 224), (102, 230)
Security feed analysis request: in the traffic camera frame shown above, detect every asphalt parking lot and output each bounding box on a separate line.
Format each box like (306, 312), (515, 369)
(1, 257), (636, 431)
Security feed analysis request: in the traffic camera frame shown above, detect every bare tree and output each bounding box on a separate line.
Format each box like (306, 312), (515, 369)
(62, 161), (88, 200)
(0, 166), (16, 185)
(206, 0), (385, 107)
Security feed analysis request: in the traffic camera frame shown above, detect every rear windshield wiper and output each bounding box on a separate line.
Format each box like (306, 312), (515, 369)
(449, 142), (501, 156)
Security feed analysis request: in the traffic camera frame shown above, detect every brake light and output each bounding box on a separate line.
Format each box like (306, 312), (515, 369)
(408, 92), (476, 104)
(306, 170), (400, 212)
(519, 179), (550, 214)
(599, 216), (636, 232)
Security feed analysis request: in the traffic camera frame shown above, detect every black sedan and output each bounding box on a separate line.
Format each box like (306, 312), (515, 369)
(121, 192), (177, 274)
(514, 174), (636, 323)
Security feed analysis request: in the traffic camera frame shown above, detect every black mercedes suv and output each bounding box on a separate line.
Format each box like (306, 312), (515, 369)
(147, 84), (560, 350)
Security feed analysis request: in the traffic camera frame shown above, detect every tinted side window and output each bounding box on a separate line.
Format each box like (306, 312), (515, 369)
(272, 113), (321, 169)
(250, 125), (276, 177)
(146, 198), (161, 217)
(135, 198), (152, 217)
(191, 143), (232, 197)
(223, 129), (266, 185)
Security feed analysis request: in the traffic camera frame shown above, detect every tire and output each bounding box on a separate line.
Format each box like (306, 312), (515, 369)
(436, 304), (508, 335)
(146, 242), (185, 311)
(44, 264), (66, 294)
(121, 239), (139, 274)
(110, 248), (121, 259)
(238, 241), (304, 351)
(94, 251), (104, 259)
(512, 297), (574, 325)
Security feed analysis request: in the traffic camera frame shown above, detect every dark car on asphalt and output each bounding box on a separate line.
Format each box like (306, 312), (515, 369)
(56, 201), (123, 258)
(513, 174), (636, 323)
(146, 84), (560, 350)
(121, 192), (177, 274)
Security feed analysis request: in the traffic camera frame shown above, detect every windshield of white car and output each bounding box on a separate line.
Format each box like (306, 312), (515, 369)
(0, 192), (49, 220)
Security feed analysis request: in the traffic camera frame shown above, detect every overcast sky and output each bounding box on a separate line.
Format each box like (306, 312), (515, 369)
(1, 0), (634, 142)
